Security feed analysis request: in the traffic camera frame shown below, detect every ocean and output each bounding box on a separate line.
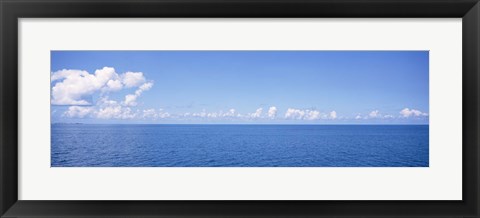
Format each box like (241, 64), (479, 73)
(51, 124), (429, 167)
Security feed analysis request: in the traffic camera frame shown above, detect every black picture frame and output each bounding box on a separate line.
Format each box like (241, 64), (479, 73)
(1, 0), (479, 217)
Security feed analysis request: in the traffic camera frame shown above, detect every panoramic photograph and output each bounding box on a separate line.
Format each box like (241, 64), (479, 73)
(51, 51), (429, 167)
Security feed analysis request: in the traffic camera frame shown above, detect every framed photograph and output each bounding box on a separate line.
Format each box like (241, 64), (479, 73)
(1, 0), (479, 217)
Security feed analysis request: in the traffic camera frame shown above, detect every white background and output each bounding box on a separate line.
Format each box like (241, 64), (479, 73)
(18, 19), (462, 200)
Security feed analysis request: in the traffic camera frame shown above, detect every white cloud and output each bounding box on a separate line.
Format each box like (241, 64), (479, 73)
(122, 72), (146, 88)
(399, 108), (428, 118)
(220, 109), (236, 117)
(250, 108), (263, 118)
(96, 105), (137, 120)
(142, 108), (158, 119)
(369, 110), (380, 118)
(329, 111), (337, 119)
(94, 67), (118, 84)
(141, 108), (171, 119)
(305, 110), (320, 120)
(285, 108), (305, 119)
(192, 110), (208, 118)
(51, 68), (115, 105)
(123, 82), (153, 106)
(207, 112), (218, 118)
(124, 94), (138, 106)
(63, 106), (94, 118)
(51, 67), (154, 120)
(158, 110), (171, 118)
(51, 67), (153, 106)
(267, 106), (277, 119)
(64, 96), (139, 120)
(51, 69), (89, 82)
(186, 109), (238, 119)
(355, 115), (362, 120)
(98, 97), (118, 106)
(284, 108), (321, 120)
(227, 109), (236, 116)
(105, 79), (123, 92)
(138, 82), (153, 93)
(123, 82), (154, 106)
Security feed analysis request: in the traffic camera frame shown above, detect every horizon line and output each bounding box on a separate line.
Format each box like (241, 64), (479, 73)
(52, 123), (429, 126)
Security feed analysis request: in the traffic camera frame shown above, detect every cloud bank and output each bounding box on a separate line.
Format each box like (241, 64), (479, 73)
(62, 105), (429, 122)
(53, 68), (428, 123)
(399, 108), (428, 118)
(51, 67), (152, 106)
(53, 67), (154, 120)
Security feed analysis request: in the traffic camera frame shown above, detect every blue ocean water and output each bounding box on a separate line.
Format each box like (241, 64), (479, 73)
(51, 124), (429, 167)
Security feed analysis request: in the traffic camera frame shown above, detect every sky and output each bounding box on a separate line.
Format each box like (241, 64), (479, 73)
(51, 51), (429, 124)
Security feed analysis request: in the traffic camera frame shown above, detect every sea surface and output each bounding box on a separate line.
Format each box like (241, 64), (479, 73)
(51, 124), (429, 167)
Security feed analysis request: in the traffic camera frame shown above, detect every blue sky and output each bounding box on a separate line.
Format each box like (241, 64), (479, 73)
(51, 51), (429, 124)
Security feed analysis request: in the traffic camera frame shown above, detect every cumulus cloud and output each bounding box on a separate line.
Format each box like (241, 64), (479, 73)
(51, 67), (153, 106)
(250, 108), (263, 118)
(187, 109), (238, 119)
(58, 102), (430, 122)
(285, 108), (305, 119)
(219, 109), (236, 117)
(305, 110), (321, 120)
(122, 72), (146, 88)
(123, 82), (154, 106)
(51, 68), (110, 105)
(141, 108), (171, 120)
(96, 105), (137, 120)
(267, 106), (277, 119)
(192, 110), (208, 118)
(65, 105), (168, 121)
(228, 109), (236, 116)
(329, 111), (337, 119)
(177, 107), (332, 121)
(138, 82), (154, 93)
(51, 67), (157, 121)
(369, 110), (380, 118)
(97, 97), (118, 106)
(142, 108), (158, 119)
(105, 79), (123, 92)
(63, 106), (94, 118)
(51, 69), (86, 82)
(158, 109), (171, 118)
(124, 94), (138, 107)
(399, 108), (428, 118)
(284, 108), (321, 120)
